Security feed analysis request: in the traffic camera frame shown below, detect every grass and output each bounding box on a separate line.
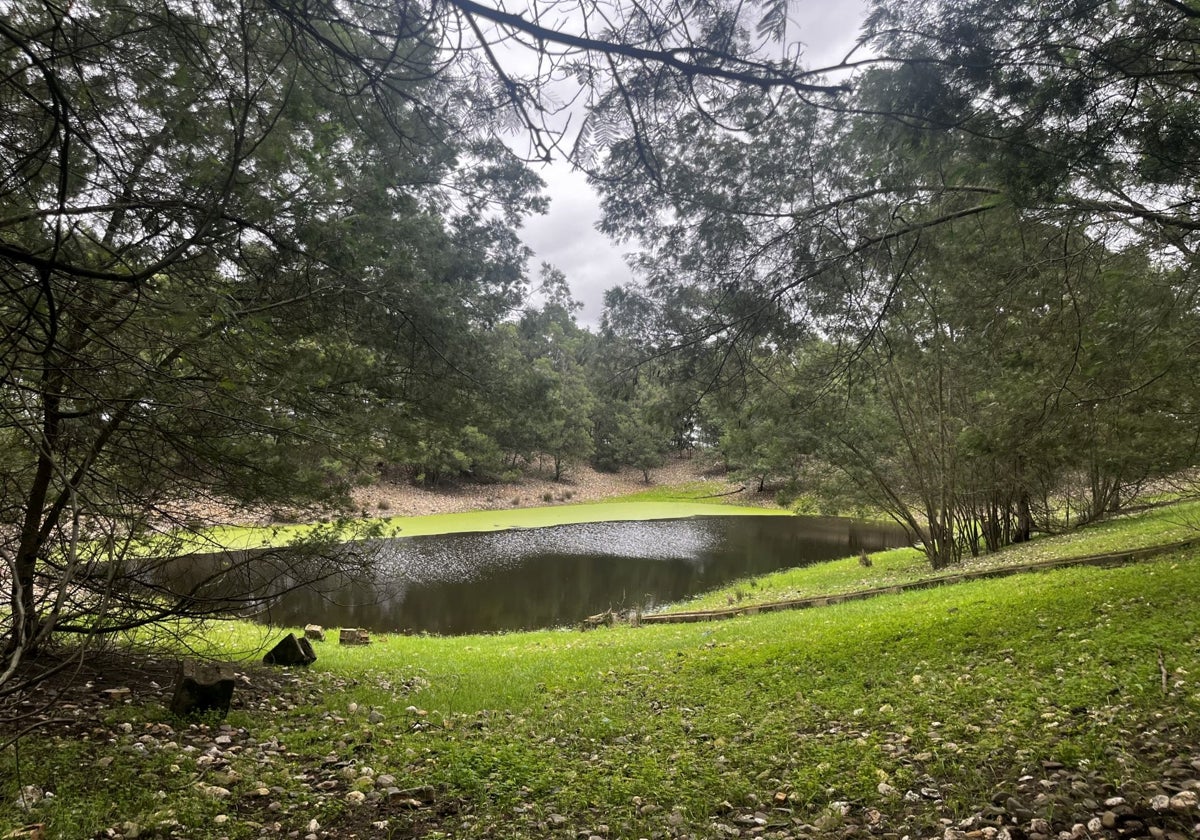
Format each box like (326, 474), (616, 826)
(4, 500), (1200, 839)
(194, 500), (789, 553)
(601, 480), (749, 504)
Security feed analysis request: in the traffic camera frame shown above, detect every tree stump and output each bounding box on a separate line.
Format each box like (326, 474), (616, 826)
(263, 632), (317, 666)
(170, 664), (235, 718)
(304, 624), (326, 642)
(339, 628), (370, 645)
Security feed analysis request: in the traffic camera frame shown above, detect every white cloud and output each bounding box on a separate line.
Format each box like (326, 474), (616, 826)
(519, 1), (870, 328)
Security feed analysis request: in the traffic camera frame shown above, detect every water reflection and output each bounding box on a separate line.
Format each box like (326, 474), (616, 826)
(251, 515), (908, 635)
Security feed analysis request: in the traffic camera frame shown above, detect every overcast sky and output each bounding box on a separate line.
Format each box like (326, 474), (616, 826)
(518, 0), (871, 326)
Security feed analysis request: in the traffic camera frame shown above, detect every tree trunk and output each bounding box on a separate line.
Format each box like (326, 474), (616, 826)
(6, 354), (63, 659)
(1015, 491), (1032, 543)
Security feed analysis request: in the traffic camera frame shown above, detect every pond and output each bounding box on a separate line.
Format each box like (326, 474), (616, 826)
(247, 514), (909, 635)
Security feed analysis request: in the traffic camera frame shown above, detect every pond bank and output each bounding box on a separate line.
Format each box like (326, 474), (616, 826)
(645, 534), (1200, 624)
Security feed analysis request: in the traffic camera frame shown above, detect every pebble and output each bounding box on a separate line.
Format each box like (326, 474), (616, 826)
(1170, 790), (1198, 811)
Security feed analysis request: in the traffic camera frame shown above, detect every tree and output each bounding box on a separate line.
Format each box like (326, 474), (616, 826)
(861, 0), (1200, 241)
(511, 267), (595, 481)
(801, 209), (1200, 567)
(0, 0), (548, 694)
(585, 0), (1200, 568)
(705, 353), (816, 495)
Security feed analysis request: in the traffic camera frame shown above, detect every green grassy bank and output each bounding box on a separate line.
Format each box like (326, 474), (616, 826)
(199, 499), (788, 553)
(3, 503), (1199, 839)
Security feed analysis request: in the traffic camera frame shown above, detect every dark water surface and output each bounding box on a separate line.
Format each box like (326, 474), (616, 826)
(250, 515), (909, 635)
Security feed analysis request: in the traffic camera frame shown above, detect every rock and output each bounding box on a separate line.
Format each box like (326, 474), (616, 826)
(304, 624), (326, 642)
(385, 792), (423, 808)
(1151, 794), (1171, 811)
(368, 710), (384, 725)
(263, 633), (317, 667)
(548, 814), (569, 827)
(1169, 790), (1198, 811)
(878, 783), (899, 797)
(345, 790), (366, 805)
(169, 672), (235, 719)
(15, 787), (43, 810)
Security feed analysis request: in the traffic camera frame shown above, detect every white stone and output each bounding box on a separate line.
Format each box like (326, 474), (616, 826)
(1170, 790), (1198, 811)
